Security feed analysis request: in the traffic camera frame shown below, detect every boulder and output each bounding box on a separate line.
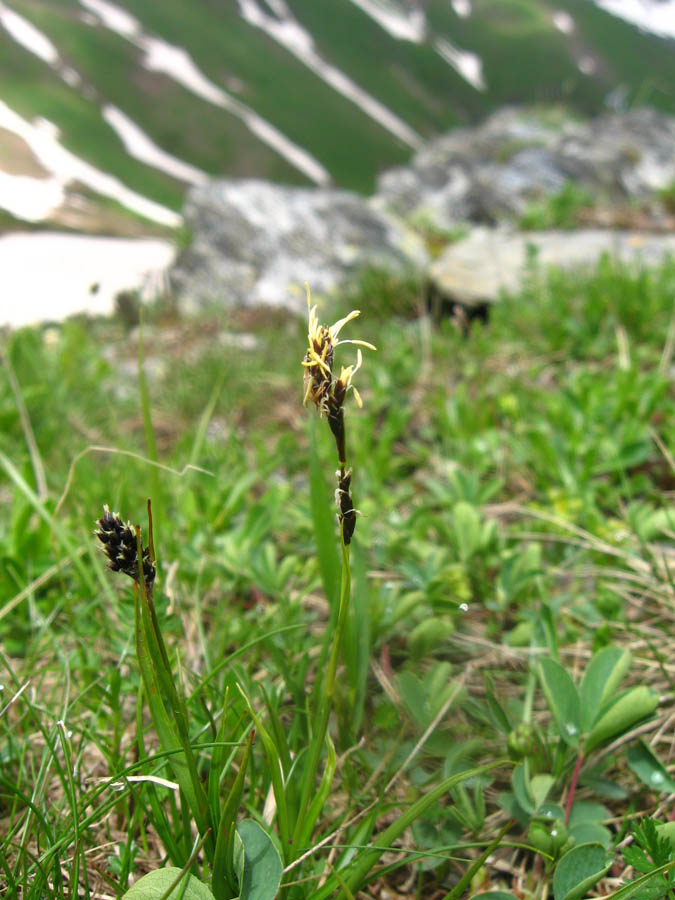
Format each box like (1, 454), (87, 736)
(429, 227), (675, 307)
(170, 179), (428, 314)
(376, 107), (675, 230)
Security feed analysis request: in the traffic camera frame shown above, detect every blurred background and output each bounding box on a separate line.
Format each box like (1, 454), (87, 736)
(0, 0), (674, 326)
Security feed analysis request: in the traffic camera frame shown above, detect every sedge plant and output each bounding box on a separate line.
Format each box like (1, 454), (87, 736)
(92, 292), (504, 900)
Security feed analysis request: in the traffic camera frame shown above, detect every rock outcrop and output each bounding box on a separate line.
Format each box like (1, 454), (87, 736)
(170, 180), (428, 315)
(429, 227), (675, 307)
(376, 107), (675, 230)
(171, 107), (675, 314)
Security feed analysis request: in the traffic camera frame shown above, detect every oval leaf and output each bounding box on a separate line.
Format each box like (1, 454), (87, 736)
(553, 843), (612, 900)
(587, 687), (658, 752)
(627, 741), (675, 794)
(123, 869), (216, 900)
(472, 894), (520, 900)
(538, 658), (581, 747)
(236, 819), (283, 900)
(580, 646), (631, 732)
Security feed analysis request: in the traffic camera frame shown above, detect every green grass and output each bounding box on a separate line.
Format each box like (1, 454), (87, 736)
(1, 257), (675, 897)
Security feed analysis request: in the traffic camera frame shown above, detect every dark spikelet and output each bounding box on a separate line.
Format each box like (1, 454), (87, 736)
(336, 468), (356, 545)
(95, 504), (155, 586)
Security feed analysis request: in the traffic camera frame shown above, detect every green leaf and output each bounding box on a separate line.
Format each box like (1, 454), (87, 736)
(472, 894), (519, 900)
(123, 868), (216, 900)
(530, 774), (554, 813)
(587, 687), (658, 752)
(538, 658), (581, 746)
(568, 801), (610, 826)
(511, 764), (534, 815)
(593, 860), (675, 900)
(627, 741), (675, 794)
(408, 616), (454, 658)
(579, 772), (628, 800)
(553, 843), (612, 900)
(568, 822), (611, 848)
(579, 646), (631, 732)
(656, 821), (675, 849)
(453, 502), (482, 562)
(236, 820), (283, 900)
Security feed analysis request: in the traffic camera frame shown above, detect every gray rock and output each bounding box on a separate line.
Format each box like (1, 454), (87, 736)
(171, 179), (428, 314)
(429, 227), (675, 307)
(376, 107), (675, 230)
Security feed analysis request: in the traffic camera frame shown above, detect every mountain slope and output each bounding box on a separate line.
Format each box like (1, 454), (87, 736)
(0, 0), (673, 232)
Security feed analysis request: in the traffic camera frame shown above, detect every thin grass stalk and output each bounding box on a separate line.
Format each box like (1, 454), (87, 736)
(55, 723), (81, 900)
(0, 451), (94, 591)
(602, 860), (675, 900)
(133, 548), (213, 858)
(295, 733), (337, 853)
(212, 728), (255, 900)
(311, 761), (507, 900)
(238, 688), (291, 854)
(208, 688), (232, 817)
(137, 311), (163, 533)
(135, 688), (183, 865)
(440, 820), (512, 900)
(291, 536), (351, 858)
(134, 523), (207, 829)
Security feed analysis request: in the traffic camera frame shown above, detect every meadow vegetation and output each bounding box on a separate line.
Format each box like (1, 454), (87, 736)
(1, 256), (675, 898)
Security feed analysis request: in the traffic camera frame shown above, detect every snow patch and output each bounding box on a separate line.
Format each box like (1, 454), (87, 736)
(103, 105), (209, 185)
(79, 0), (140, 38)
(591, 0), (675, 39)
(0, 170), (64, 221)
(0, 99), (180, 226)
(237, 0), (422, 148)
(346, 0), (426, 41)
(0, 2), (60, 64)
(0, 232), (175, 328)
(435, 38), (485, 91)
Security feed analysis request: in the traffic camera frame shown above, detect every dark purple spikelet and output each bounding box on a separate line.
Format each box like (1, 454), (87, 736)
(95, 504), (155, 587)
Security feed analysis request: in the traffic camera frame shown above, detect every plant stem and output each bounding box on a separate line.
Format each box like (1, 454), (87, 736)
(291, 537), (351, 856)
(564, 749), (584, 826)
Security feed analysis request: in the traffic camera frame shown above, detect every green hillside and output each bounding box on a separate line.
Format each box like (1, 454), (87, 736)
(0, 0), (672, 222)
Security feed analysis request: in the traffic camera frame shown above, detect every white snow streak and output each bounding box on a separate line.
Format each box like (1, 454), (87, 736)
(237, 0), (422, 148)
(80, 0), (140, 38)
(0, 2), (59, 64)
(79, 0), (331, 183)
(435, 37), (485, 91)
(591, 0), (675, 39)
(0, 100), (180, 226)
(139, 37), (330, 184)
(103, 105), (209, 185)
(346, 0), (426, 41)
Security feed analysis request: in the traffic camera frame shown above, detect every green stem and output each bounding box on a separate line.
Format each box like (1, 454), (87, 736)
(291, 537), (351, 856)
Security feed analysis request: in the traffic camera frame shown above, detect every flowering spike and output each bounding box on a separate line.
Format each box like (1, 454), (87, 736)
(95, 504), (155, 588)
(301, 290), (374, 544)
